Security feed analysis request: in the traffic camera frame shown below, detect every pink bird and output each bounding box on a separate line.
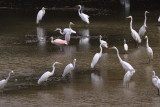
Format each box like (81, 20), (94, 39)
(50, 37), (68, 45)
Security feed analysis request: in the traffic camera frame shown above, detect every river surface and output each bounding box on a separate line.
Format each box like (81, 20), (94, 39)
(0, 8), (160, 107)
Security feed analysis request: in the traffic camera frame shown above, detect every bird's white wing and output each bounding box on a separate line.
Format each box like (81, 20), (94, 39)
(152, 78), (158, 88)
(91, 53), (100, 68)
(158, 16), (160, 22)
(124, 44), (128, 51)
(0, 79), (7, 89)
(64, 28), (76, 34)
(81, 13), (89, 18)
(80, 13), (90, 24)
(62, 64), (74, 77)
(146, 47), (153, 59)
(131, 29), (141, 43)
(138, 25), (146, 37)
(36, 10), (44, 24)
(121, 60), (134, 71)
(38, 71), (51, 84)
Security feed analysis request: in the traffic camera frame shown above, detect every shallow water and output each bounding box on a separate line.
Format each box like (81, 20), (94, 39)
(0, 8), (160, 107)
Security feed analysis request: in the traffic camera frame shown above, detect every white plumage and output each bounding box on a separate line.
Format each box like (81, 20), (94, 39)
(109, 46), (135, 72)
(126, 16), (141, 44)
(38, 62), (62, 84)
(0, 71), (14, 89)
(124, 39), (128, 52)
(139, 11), (149, 37)
(158, 16), (160, 22)
(152, 75), (160, 95)
(77, 5), (90, 24)
(62, 59), (76, 77)
(145, 36), (153, 63)
(36, 7), (46, 24)
(99, 35), (108, 48)
(152, 71), (158, 88)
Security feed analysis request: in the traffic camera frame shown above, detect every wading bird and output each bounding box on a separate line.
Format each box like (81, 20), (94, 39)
(144, 36), (153, 63)
(36, 7), (46, 24)
(139, 11), (149, 37)
(99, 35), (108, 48)
(38, 62), (62, 84)
(123, 70), (135, 88)
(126, 16), (141, 44)
(124, 39), (128, 52)
(77, 5), (90, 24)
(152, 71), (158, 88)
(109, 46), (135, 72)
(91, 43), (106, 68)
(158, 16), (160, 22)
(0, 71), (14, 89)
(50, 36), (67, 45)
(62, 59), (76, 77)
(152, 75), (160, 95)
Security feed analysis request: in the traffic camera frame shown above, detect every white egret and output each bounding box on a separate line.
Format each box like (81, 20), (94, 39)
(144, 36), (153, 63)
(77, 5), (90, 24)
(124, 39), (128, 52)
(126, 16), (141, 43)
(158, 16), (160, 22)
(138, 11), (149, 37)
(62, 59), (76, 77)
(123, 70), (135, 88)
(0, 71), (14, 89)
(36, 7), (46, 24)
(91, 43), (106, 68)
(38, 62), (62, 84)
(99, 35), (108, 48)
(152, 76), (160, 95)
(109, 46), (135, 72)
(55, 22), (76, 35)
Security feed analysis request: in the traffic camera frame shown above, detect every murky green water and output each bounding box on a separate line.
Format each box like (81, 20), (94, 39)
(0, 9), (160, 107)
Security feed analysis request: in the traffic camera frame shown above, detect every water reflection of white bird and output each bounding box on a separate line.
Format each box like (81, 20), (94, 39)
(63, 46), (76, 57)
(109, 46), (135, 72)
(126, 16), (141, 44)
(62, 59), (76, 77)
(79, 29), (90, 50)
(0, 71), (14, 89)
(144, 36), (153, 63)
(139, 11), (149, 37)
(38, 62), (62, 84)
(37, 27), (46, 52)
(91, 43), (105, 68)
(123, 70), (135, 88)
(77, 5), (90, 24)
(36, 7), (46, 24)
(91, 73), (103, 89)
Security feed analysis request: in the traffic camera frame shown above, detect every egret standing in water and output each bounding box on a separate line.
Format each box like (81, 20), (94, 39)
(99, 35), (108, 48)
(38, 62), (62, 84)
(91, 43), (106, 68)
(77, 5), (90, 24)
(0, 71), (14, 89)
(144, 36), (153, 63)
(36, 7), (46, 24)
(124, 39), (128, 52)
(138, 11), (149, 37)
(126, 16), (141, 44)
(152, 75), (160, 95)
(62, 59), (76, 77)
(123, 70), (135, 88)
(152, 71), (158, 88)
(109, 46), (135, 72)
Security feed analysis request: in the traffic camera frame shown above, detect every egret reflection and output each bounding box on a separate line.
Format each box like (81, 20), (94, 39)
(37, 27), (46, 52)
(91, 73), (103, 90)
(79, 29), (90, 50)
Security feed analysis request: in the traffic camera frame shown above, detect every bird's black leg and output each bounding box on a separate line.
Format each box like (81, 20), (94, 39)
(158, 89), (159, 95)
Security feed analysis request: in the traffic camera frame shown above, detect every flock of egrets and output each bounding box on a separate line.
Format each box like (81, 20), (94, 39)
(0, 5), (160, 95)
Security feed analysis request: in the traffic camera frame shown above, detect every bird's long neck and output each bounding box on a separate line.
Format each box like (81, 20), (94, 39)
(78, 6), (81, 15)
(153, 71), (155, 76)
(6, 71), (12, 81)
(51, 37), (54, 43)
(51, 66), (55, 75)
(146, 38), (149, 47)
(115, 47), (122, 62)
(99, 43), (103, 57)
(73, 60), (76, 68)
(130, 17), (133, 31)
(144, 12), (147, 27)
(58, 29), (65, 35)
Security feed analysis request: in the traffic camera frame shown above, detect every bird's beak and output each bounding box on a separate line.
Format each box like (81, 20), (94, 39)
(147, 11), (149, 13)
(144, 36), (147, 39)
(108, 47), (112, 49)
(126, 16), (130, 18)
(58, 62), (63, 65)
(12, 71), (15, 75)
(44, 8), (47, 10)
(72, 23), (75, 25)
(54, 29), (57, 31)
